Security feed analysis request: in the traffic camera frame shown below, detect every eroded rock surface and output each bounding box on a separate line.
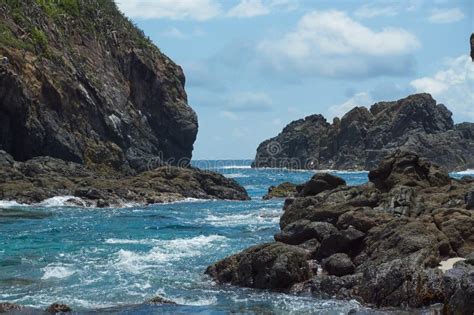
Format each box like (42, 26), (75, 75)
(208, 151), (474, 313)
(253, 94), (474, 171)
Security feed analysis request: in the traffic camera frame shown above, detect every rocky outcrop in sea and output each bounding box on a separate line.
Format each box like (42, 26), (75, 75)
(0, 1), (249, 205)
(253, 94), (474, 171)
(207, 151), (474, 313)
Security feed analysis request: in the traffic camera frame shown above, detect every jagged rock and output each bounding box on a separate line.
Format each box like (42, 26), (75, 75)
(322, 253), (355, 276)
(45, 303), (72, 313)
(466, 191), (474, 209)
(145, 295), (176, 305)
(253, 94), (474, 171)
(0, 302), (23, 313)
(0, 153), (249, 206)
(296, 173), (346, 197)
(205, 242), (311, 290)
(262, 182), (297, 200)
(208, 152), (474, 311)
(274, 219), (337, 245)
(0, 1), (197, 173)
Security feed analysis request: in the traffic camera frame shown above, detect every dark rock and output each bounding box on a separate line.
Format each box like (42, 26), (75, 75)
(0, 156), (249, 206)
(0, 2), (198, 173)
(465, 191), (474, 209)
(262, 182), (297, 200)
(45, 303), (72, 313)
(0, 302), (23, 313)
(145, 295), (176, 305)
(297, 173), (346, 197)
(208, 152), (474, 311)
(253, 94), (474, 172)
(274, 219), (337, 245)
(322, 253), (355, 276)
(205, 242), (311, 290)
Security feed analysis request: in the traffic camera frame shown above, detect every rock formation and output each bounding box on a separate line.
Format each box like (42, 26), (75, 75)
(253, 94), (474, 171)
(262, 182), (297, 200)
(0, 1), (197, 173)
(208, 151), (474, 313)
(0, 1), (249, 205)
(0, 150), (249, 206)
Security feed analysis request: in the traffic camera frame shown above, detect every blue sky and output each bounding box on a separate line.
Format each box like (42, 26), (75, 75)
(117, 0), (473, 159)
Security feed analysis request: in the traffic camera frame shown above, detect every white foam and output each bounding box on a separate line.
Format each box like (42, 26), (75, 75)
(438, 257), (466, 273)
(114, 235), (228, 273)
(205, 208), (281, 227)
(219, 165), (252, 169)
(0, 200), (27, 208)
(173, 296), (217, 306)
(41, 264), (76, 279)
(38, 196), (85, 207)
(453, 169), (474, 175)
(224, 173), (250, 178)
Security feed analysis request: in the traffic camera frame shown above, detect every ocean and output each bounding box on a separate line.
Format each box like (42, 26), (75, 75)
(0, 160), (471, 314)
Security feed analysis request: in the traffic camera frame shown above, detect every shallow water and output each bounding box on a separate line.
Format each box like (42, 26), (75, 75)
(0, 160), (471, 314)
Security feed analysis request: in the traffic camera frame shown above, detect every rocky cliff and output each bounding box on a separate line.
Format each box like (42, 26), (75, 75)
(0, 0), (197, 173)
(253, 94), (474, 171)
(208, 151), (474, 313)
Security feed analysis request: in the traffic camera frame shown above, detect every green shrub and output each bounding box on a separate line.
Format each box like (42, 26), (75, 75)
(31, 27), (50, 56)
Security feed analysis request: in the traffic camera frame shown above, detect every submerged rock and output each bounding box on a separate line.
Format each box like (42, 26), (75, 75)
(253, 94), (474, 171)
(145, 295), (177, 305)
(208, 151), (474, 312)
(0, 151), (249, 206)
(45, 303), (72, 313)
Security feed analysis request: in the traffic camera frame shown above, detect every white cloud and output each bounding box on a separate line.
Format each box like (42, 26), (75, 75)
(116, 0), (222, 21)
(410, 55), (474, 121)
(328, 92), (374, 118)
(228, 0), (270, 18)
(257, 10), (420, 79)
(428, 8), (464, 24)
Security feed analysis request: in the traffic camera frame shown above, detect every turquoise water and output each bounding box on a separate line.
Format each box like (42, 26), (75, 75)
(0, 161), (470, 314)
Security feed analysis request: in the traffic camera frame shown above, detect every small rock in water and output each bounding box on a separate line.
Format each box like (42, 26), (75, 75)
(0, 302), (23, 313)
(45, 303), (72, 313)
(145, 295), (176, 305)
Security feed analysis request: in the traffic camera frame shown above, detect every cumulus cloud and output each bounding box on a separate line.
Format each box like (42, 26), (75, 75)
(256, 10), (420, 79)
(116, 0), (222, 21)
(428, 8), (465, 23)
(410, 55), (474, 121)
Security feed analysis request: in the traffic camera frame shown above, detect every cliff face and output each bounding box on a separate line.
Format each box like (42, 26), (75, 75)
(253, 94), (474, 171)
(0, 1), (197, 173)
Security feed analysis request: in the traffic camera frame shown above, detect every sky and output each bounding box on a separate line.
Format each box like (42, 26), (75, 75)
(117, 0), (473, 159)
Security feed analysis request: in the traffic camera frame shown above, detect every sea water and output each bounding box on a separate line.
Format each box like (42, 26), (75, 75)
(0, 161), (471, 314)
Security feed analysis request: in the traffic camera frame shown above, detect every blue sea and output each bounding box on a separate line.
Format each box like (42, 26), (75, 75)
(0, 160), (471, 314)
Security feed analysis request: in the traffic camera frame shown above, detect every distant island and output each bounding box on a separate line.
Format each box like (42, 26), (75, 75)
(253, 93), (474, 171)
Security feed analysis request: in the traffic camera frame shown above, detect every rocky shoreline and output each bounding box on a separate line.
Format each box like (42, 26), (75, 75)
(0, 150), (249, 207)
(253, 94), (474, 172)
(207, 151), (474, 314)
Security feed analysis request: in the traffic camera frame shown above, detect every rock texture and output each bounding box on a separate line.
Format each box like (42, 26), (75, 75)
(262, 182), (297, 200)
(208, 151), (474, 313)
(253, 94), (474, 171)
(0, 1), (197, 173)
(0, 150), (249, 206)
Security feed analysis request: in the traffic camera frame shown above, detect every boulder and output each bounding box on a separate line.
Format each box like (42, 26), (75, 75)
(322, 253), (355, 276)
(145, 295), (176, 305)
(0, 303), (23, 313)
(274, 219), (337, 245)
(262, 182), (297, 200)
(297, 173), (346, 197)
(45, 303), (72, 313)
(205, 242), (311, 290)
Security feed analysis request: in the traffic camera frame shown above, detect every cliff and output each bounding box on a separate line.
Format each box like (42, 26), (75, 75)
(253, 94), (474, 171)
(0, 0), (197, 174)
